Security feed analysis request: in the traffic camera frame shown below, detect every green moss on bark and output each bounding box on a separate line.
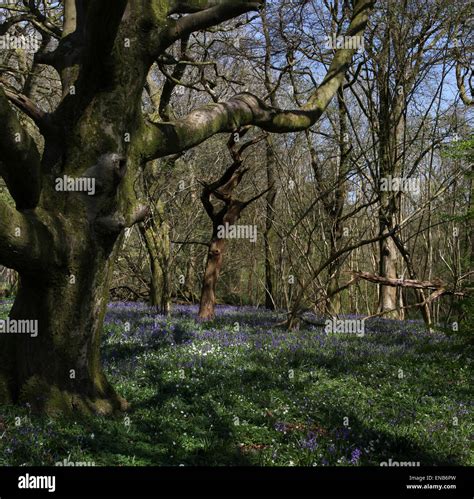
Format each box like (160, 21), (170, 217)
(18, 375), (128, 417)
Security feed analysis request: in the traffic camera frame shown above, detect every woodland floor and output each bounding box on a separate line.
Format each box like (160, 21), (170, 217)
(0, 301), (472, 466)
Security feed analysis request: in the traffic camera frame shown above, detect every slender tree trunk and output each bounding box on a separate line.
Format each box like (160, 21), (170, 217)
(377, 74), (405, 319)
(264, 139), (276, 310)
(378, 233), (400, 316)
(197, 131), (268, 319)
(160, 258), (171, 316)
(140, 219), (171, 315)
(324, 89), (348, 316)
(140, 224), (161, 309)
(184, 247), (197, 302)
(326, 221), (344, 316)
(199, 237), (226, 319)
(326, 263), (342, 315)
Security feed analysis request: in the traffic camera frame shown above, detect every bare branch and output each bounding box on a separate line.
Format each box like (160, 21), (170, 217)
(161, 1), (263, 50)
(4, 88), (49, 131)
(351, 271), (465, 296)
(142, 0), (375, 160)
(168, 1), (236, 15)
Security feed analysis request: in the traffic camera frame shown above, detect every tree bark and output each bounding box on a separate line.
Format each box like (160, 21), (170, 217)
(264, 139), (276, 310)
(140, 215), (171, 315)
(199, 235), (226, 320)
(197, 131), (269, 319)
(0, 252), (127, 414)
(377, 69), (405, 319)
(0, 0), (145, 412)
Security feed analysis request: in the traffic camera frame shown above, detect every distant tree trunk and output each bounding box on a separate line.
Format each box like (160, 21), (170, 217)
(140, 225), (161, 308)
(0, 267), (17, 297)
(199, 233), (226, 320)
(391, 233), (432, 328)
(184, 247), (197, 302)
(139, 212), (171, 315)
(326, 235), (343, 315)
(378, 234), (400, 316)
(377, 59), (405, 319)
(198, 130), (269, 319)
(325, 89), (350, 316)
(305, 88), (350, 317)
(470, 168), (474, 269)
(264, 139), (276, 309)
(261, 10), (279, 311)
(184, 177), (200, 303)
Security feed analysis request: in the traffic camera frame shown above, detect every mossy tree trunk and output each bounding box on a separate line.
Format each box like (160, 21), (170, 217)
(139, 216), (171, 315)
(1, 254), (125, 414)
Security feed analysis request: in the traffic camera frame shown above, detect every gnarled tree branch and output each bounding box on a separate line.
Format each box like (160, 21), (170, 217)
(142, 0), (374, 160)
(455, 60), (473, 106)
(160, 0), (264, 51)
(0, 197), (54, 272)
(168, 0), (237, 15)
(4, 88), (49, 131)
(0, 86), (41, 210)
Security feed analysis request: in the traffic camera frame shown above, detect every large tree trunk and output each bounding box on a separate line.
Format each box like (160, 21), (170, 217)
(0, 232), (127, 414)
(0, 1), (148, 413)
